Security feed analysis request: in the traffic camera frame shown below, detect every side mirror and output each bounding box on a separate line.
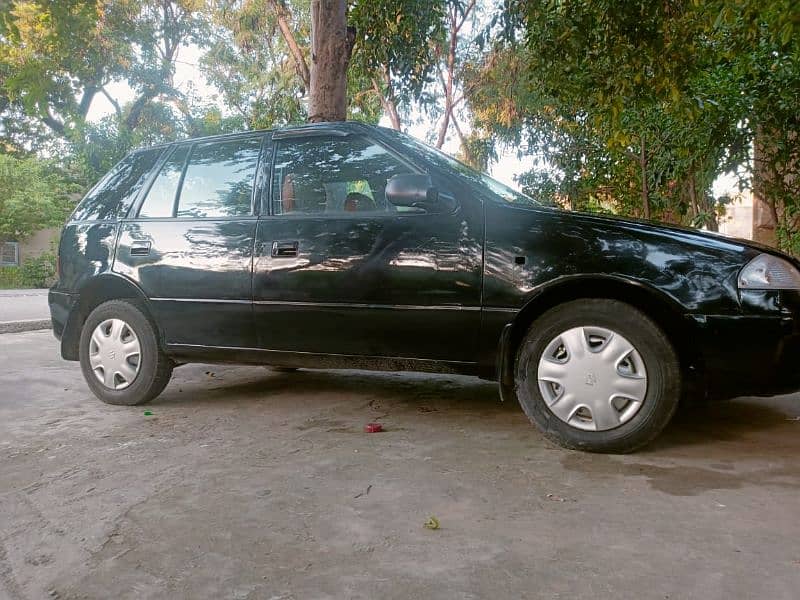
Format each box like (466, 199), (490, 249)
(386, 174), (441, 212)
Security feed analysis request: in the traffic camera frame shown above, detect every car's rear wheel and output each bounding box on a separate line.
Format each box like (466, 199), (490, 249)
(79, 300), (173, 405)
(514, 299), (680, 453)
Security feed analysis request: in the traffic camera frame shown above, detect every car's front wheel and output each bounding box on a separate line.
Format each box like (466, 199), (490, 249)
(514, 299), (681, 453)
(79, 300), (173, 405)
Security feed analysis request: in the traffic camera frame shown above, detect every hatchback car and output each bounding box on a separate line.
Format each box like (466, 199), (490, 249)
(49, 122), (800, 452)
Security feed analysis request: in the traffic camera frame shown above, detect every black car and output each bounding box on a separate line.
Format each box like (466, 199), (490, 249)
(49, 122), (800, 452)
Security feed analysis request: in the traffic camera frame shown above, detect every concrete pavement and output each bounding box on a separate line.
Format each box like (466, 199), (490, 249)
(2, 329), (800, 599)
(0, 289), (51, 333)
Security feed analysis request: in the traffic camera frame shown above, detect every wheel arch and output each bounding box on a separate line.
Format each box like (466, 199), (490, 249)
(497, 275), (701, 390)
(61, 274), (160, 361)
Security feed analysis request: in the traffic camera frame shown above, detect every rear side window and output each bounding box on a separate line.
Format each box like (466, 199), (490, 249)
(72, 147), (163, 221)
(138, 145), (190, 218)
(177, 137), (261, 218)
(137, 136), (261, 219)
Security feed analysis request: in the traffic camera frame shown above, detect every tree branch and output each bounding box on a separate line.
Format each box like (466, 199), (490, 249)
(77, 85), (97, 119)
(42, 110), (65, 136)
(450, 113), (468, 149)
(124, 86), (161, 131)
(455, 0), (477, 34)
(268, 0), (310, 89)
(371, 77), (401, 130)
(100, 87), (122, 118)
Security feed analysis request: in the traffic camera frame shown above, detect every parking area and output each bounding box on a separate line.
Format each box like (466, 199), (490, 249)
(0, 290), (50, 334)
(2, 329), (800, 599)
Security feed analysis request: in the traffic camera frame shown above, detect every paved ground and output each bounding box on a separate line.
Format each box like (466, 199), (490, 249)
(1, 330), (800, 599)
(0, 289), (49, 324)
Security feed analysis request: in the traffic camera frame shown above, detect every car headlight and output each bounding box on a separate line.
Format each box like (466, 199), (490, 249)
(738, 253), (800, 290)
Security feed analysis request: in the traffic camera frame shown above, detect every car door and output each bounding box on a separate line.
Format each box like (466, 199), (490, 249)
(113, 134), (266, 348)
(252, 130), (483, 362)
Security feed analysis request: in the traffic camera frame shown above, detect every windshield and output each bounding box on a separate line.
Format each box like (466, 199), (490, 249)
(378, 127), (541, 207)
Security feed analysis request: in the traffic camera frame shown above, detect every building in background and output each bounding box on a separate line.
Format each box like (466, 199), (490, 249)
(0, 228), (59, 268)
(718, 192), (754, 241)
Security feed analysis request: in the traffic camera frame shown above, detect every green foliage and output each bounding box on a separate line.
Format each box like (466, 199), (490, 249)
(349, 0), (447, 105)
(0, 250), (59, 289)
(202, 0), (448, 129)
(202, 0), (310, 129)
(467, 0), (800, 248)
(0, 154), (76, 244)
(19, 250), (57, 288)
(0, 266), (24, 289)
(0, 0), (131, 135)
(0, 0), (209, 151)
(2, 0), (798, 255)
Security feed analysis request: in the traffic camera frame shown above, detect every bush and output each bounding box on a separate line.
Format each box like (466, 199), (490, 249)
(0, 266), (23, 289)
(19, 252), (57, 288)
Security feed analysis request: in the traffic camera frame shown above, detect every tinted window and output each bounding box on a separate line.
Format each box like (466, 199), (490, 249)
(138, 145), (190, 218)
(72, 147), (162, 221)
(177, 137), (261, 218)
(272, 135), (410, 215)
(380, 127), (543, 207)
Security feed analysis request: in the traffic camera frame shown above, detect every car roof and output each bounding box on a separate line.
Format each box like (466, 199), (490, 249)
(138, 121), (377, 152)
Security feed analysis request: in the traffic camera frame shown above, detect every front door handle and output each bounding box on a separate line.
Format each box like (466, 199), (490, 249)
(271, 241), (299, 258)
(130, 241), (151, 256)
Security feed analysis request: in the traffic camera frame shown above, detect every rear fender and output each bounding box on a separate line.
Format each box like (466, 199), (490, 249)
(60, 274), (157, 360)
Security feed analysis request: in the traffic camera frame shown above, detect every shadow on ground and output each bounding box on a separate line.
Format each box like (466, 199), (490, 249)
(157, 366), (800, 458)
(159, 367), (509, 414)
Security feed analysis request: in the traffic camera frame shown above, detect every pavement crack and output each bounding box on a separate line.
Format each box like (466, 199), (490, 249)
(353, 484), (372, 499)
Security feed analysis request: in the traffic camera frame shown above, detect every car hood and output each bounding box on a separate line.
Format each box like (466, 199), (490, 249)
(527, 204), (787, 261)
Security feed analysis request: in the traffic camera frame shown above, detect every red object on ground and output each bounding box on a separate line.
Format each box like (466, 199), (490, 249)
(364, 423), (383, 433)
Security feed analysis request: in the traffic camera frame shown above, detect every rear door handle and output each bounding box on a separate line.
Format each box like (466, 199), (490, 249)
(130, 241), (151, 256)
(271, 241), (299, 258)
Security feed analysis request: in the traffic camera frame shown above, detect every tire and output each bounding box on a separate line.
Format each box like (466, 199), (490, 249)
(79, 300), (173, 406)
(513, 299), (680, 453)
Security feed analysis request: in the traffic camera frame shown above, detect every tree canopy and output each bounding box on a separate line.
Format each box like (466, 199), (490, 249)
(0, 0), (797, 254)
(0, 153), (75, 244)
(466, 0), (800, 250)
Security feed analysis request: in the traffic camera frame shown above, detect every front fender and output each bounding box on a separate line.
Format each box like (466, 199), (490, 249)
(490, 273), (699, 388)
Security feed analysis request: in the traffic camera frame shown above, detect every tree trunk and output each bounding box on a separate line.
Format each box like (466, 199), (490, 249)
(309, 0), (354, 122)
(639, 134), (651, 220)
(752, 124), (779, 247)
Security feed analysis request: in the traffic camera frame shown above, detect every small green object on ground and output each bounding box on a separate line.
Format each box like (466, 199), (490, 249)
(423, 516), (440, 530)
(144, 411), (153, 416)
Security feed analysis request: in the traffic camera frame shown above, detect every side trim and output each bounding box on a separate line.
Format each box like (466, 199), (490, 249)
(165, 343), (480, 376)
(253, 300), (480, 311)
(149, 298), (481, 311)
(150, 297), (251, 304)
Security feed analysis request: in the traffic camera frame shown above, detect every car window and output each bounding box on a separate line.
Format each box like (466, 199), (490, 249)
(138, 145), (190, 218)
(72, 147), (163, 221)
(272, 135), (411, 215)
(380, 127), (544, 208)
(177, 137), (262, 218)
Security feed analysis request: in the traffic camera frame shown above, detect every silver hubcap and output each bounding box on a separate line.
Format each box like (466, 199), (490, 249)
(89, 319), (141, 390)
(536, 326), (648, 431)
